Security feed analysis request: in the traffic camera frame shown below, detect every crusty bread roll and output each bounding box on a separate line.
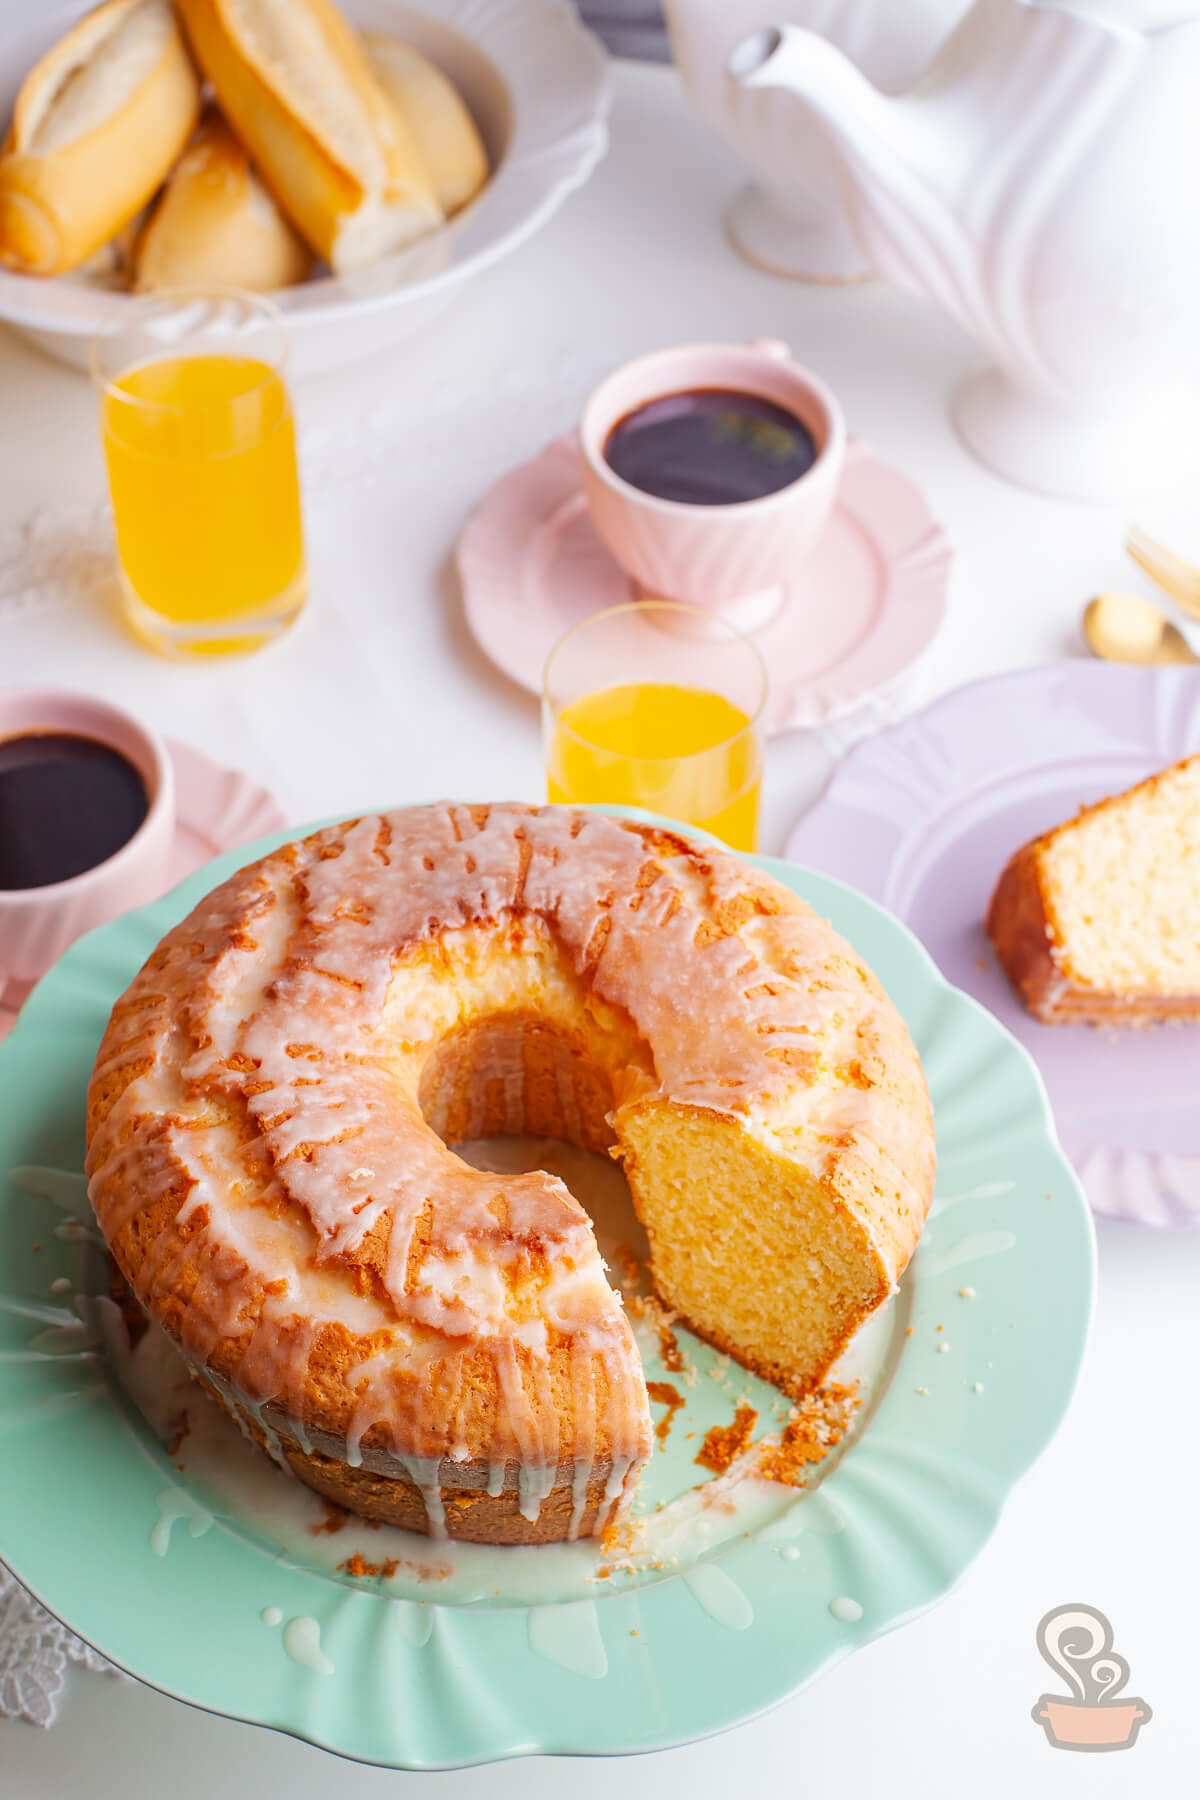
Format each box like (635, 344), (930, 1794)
(362, 33), (489, 216)
(0, 0), (202, 277)
(175, 0), (443, 273)
(74, 206), (146, 288)
(133, 110), (312, 292)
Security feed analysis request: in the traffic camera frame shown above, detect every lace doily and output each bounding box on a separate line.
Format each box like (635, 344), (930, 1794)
(0, 1563), (125, 1728)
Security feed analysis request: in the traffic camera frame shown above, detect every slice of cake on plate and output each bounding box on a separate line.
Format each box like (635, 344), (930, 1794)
(987, 753), (1200, 1024)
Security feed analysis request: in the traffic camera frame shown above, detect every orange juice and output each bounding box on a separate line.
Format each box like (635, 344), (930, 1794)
(546, 681), (761, 850)
(101, 354), (306, 655)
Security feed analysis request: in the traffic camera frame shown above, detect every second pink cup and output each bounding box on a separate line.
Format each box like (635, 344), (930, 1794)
(579, 338), (845, 632)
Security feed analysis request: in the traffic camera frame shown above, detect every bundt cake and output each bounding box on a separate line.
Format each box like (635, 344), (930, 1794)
(85, 803), (935, 1545)
(987, 753), (1200, 1024)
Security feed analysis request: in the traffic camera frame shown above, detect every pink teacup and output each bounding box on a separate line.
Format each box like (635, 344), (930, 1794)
(0, 689), (175, 993)
(579, 339), (846, 631)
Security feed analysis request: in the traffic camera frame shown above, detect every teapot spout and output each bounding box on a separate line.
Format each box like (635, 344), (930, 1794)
(728, 25), (929, 277)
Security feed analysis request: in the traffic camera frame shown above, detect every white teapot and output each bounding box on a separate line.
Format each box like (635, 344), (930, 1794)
(732, 0), (1200, 497)
(662, 0), (970, 282)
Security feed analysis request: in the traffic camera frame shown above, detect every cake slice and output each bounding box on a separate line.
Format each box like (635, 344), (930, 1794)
(986, 753), (1200, 1024)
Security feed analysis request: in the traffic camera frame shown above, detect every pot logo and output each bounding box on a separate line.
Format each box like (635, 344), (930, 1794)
(1032, 1603), (1152, 1752)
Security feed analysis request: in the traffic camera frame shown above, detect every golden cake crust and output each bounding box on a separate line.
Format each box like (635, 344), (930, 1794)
(86, 803), (934, 1542)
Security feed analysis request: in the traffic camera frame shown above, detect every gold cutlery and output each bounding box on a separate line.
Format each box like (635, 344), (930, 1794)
(1125, 524), (1200, 620)
(1083, 591), (1198, 666)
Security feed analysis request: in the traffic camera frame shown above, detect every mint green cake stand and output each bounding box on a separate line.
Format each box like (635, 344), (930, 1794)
(0, 810), (1094, 1767)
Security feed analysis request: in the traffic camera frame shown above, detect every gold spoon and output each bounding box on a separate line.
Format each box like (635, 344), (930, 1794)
(1083, 590), (1198, 666)
(1126, 525), (1200, 620)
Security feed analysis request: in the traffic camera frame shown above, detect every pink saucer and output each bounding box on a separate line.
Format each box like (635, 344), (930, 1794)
(457, 433), (951, 733)
(0, 739), (286, 1040)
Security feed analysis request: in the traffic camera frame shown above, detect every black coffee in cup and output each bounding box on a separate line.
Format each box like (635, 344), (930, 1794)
(0, 732), (149, 890)
(603, 388), (817, 506)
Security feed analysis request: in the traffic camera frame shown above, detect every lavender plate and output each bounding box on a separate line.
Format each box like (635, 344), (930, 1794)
(786, 663), (1200, 1227)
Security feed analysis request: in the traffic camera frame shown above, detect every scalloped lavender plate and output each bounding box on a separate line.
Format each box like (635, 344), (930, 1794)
(786, 663), (1200, 1227)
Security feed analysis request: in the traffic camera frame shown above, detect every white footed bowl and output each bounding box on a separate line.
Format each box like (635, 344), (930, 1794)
(0, 0), (610, 375)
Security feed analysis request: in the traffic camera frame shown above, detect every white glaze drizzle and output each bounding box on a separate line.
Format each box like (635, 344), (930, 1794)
(10, 1167), (90, 1210)
(282, 1615), (334, 1674)
(150, 1488), (213, 1557)
(392, 1600), (435, 1646)
(83, 803), (931, 1539)
(527, 1600), (608, 1679)
(683, 1565), (753, 1630)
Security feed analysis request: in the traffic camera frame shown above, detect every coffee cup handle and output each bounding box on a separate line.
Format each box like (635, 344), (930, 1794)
(748, 338), (791, 363)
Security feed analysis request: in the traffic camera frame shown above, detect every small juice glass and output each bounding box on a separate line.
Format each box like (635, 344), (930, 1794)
(90, 288), (306, 657)
(543, 602), (766, 851)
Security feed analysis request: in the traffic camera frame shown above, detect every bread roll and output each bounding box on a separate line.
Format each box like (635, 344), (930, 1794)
(74, 207), (146, 288)
(133, 110), (312, 292)
(362, 34), (489, 216)
(175, 0), (443, 273)
(0, 0), (202, 277)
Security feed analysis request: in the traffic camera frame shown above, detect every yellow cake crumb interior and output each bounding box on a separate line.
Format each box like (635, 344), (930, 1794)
(618, 1108), (884, 1394)
(1040, 757), (1200, 993)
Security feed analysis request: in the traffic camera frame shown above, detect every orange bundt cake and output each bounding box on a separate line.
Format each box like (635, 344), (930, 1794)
(85, 803), (935, 1544)
(987, 753), (1200, 1025)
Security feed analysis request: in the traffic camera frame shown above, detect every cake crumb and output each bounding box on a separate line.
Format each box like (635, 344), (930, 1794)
(959, 1286), (976, 1299)
(756, 1381), (858, 1489)
(695, 1404), (758, 1474)
(646, 1380), (685, 1448)
(631, 1291), (684, 1372)
(936, 1342), (950, 1354)
(657, 1321), (684, 1373)
(916, 1386), (928, 1395)
(310, 1503), (349, 1536)
(973, 1382), (984, 1393)
(612, 1240), (642, 1292)
(164, 1411), (191, 1457)
(338, 1553), (400, 1579)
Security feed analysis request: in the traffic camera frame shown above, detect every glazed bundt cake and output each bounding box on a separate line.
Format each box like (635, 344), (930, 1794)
(85, 803), (935, 1544)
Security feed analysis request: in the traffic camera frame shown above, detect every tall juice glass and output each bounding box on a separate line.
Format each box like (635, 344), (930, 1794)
(543, 602), (766, 851)
(90, 288), (306, 657)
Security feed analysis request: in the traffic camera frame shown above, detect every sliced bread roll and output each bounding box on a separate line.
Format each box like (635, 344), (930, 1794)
(0, 0), (202, 276)
(133, 110), (312, 292)
(362, 34), (489, 216)
(74, 206), (146, 289)
(175, 0), (443, 273)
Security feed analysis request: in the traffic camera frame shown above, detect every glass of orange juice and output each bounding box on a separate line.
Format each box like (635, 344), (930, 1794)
(90, 288), (306, 657)
(543, 601), (766, 851)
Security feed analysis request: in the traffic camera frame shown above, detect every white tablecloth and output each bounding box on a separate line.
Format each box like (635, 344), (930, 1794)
(1, 57), (1196, 1800)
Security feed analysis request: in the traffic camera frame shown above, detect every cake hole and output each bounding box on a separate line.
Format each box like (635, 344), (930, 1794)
(416, 1011), (617, 1153)
(416, 1011), (650, 1271)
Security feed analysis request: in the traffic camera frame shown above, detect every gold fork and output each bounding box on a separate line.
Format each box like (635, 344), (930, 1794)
(1126, 523), (1200, 621)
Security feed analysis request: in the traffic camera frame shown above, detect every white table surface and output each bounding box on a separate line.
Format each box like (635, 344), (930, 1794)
(2, 55), (1197, 1800)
